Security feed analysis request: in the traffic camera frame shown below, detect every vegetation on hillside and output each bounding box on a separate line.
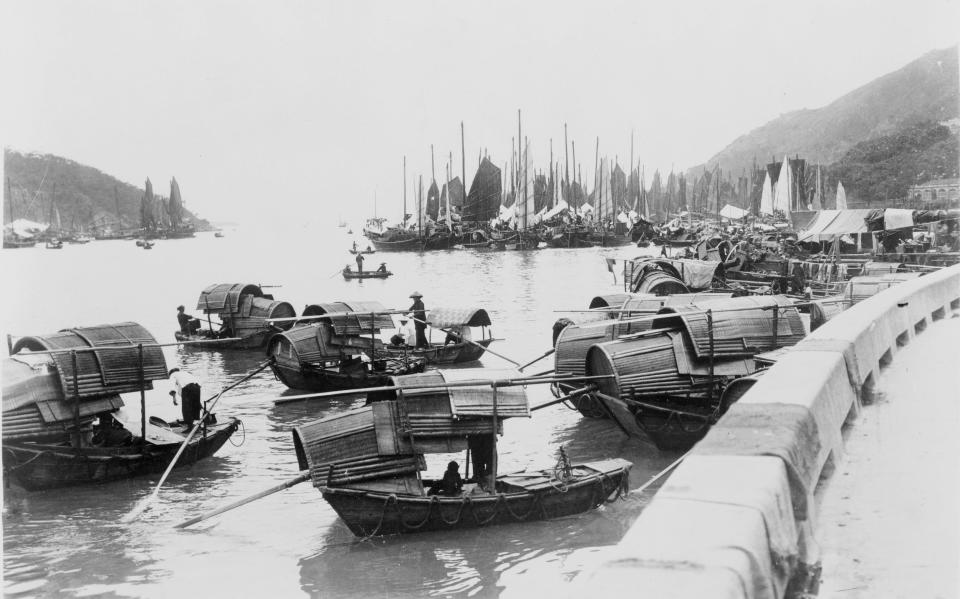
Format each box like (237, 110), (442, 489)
(689, 45), (959, 179)
(827, 121), (959, 203)
(3, 150), (208, 230)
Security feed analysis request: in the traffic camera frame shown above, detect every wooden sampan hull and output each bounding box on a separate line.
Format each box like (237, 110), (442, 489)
(321, 460), (632, 537)
(379, 339), (491, 365)
(269, 360), (425, 393)
(2, 419), (240, 491)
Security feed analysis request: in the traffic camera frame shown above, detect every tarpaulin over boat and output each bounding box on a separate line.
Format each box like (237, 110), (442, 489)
(3, 355), (63, 413)
(628, 257), (724, 291)
(196, 283), (265, 313)
(797, 209), (872, 241)
(427, 307), (492, 328)
(463, 158), (502, 222)
(11, 322), (167, 399)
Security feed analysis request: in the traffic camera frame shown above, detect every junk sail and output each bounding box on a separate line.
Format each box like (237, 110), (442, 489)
(463, 158), (502, 223)
(759, 171), (774, 215)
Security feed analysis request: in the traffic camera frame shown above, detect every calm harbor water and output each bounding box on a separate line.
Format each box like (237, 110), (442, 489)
(1, 223), (675, 598)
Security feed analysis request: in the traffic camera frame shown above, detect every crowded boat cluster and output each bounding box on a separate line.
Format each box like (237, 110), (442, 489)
(4, 195), (957, 537)
(4, 120), (959, 537)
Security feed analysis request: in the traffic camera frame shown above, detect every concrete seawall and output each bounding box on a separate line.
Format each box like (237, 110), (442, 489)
(571, 263), (960, 599)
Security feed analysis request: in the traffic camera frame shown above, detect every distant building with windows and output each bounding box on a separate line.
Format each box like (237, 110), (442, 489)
(907, 178), (959, 203)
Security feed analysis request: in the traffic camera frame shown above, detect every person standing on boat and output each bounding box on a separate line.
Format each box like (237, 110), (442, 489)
(408, 291), (428, 348)
(168, 368), (202, 427)
(355, 252), (364, 274)
(352, 240), (357, 251)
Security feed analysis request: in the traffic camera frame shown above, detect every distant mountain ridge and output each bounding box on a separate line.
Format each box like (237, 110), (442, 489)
(689, 45), (959, 178)
(3, 149), (208, 231)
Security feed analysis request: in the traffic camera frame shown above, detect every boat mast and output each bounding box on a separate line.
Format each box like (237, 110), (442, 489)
(460, 122), (466, 225)
(418, 175), (423, 239)
(564, 123), (570, 194)
(594, 137), (600, 224)
(571, 141), (577, 209)
(517, 109), (522, 230)
(403, 156), (407, 229)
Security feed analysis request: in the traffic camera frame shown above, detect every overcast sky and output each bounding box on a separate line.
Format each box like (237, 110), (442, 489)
(2, 0), (957, 226)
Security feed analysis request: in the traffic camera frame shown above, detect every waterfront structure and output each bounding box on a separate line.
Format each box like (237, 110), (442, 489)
(906, 177), (960, 204)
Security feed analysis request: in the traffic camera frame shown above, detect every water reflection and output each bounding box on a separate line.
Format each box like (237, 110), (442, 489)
(4, 228), (668, 597)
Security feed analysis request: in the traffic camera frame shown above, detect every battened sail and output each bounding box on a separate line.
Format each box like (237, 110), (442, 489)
(426, 180), (440, 221)
(462, 158), (502, 223)
(168, 177), (184, 226)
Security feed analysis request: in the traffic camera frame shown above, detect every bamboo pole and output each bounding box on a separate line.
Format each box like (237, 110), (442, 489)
(175, 471), (311, 529)
(138, 344), (146, 444)
(122, 360), (272, 522)
(518, 348), (555, 372)
(8, 337), (246, 356)
(272, 374), (616, 405)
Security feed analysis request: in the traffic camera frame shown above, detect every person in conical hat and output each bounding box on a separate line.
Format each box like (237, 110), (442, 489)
(408, 291), (427, 348)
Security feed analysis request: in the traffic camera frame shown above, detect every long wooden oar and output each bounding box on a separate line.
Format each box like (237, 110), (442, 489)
(518, 348), (555, 372)
(122, 360), (272, 522)
(273, 374), (615, 405)
(628, 450), (691, 496)
(409, 316), (520, 367)
(174, 470), (311, 529)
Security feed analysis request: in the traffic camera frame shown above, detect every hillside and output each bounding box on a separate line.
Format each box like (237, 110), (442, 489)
(3, 150), (208, 231)
(689, 45), (959, 177)
(826, 120), (959, 203)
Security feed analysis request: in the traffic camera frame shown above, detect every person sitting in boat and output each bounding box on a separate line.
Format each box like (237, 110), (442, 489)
(390, 318), (414, 347)
(93, 413), (133, 447)
(169, 367), (202, 428)
(428, 461), (464, 496)
(443, 325), (471, 346)
(366, 244), (373, 252)
(177, 305), (196, 335)
(376, 262), (387, 273)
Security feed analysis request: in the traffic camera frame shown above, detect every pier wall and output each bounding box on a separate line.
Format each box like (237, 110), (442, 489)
(571, 264), (960, 599)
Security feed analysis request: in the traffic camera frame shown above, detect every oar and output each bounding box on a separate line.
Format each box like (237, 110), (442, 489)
(409, 316), (520, 367)
(629, 450), (691, 496)
(328, 267), (346, 279)
(174, 470), (311, 529)
(273, 374), (615, 405)
(518, 348), (555, 372)
(122, 360), (273, 522)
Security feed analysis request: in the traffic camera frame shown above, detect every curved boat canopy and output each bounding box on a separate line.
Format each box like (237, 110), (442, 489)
(197, 283), (265, 314)
(11, 322), (167, 399)
(302, 300), (395, 333)
(427, 307), (492, 328)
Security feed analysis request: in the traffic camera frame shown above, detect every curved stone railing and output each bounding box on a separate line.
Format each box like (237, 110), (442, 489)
(571, 264), (960, 599)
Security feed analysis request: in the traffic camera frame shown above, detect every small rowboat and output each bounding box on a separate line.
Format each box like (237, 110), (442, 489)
(321, 459), (632, 537)
(3, 418), (241, 491)
(342, 268), (392, 280)
(349, 248), (376, 255)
